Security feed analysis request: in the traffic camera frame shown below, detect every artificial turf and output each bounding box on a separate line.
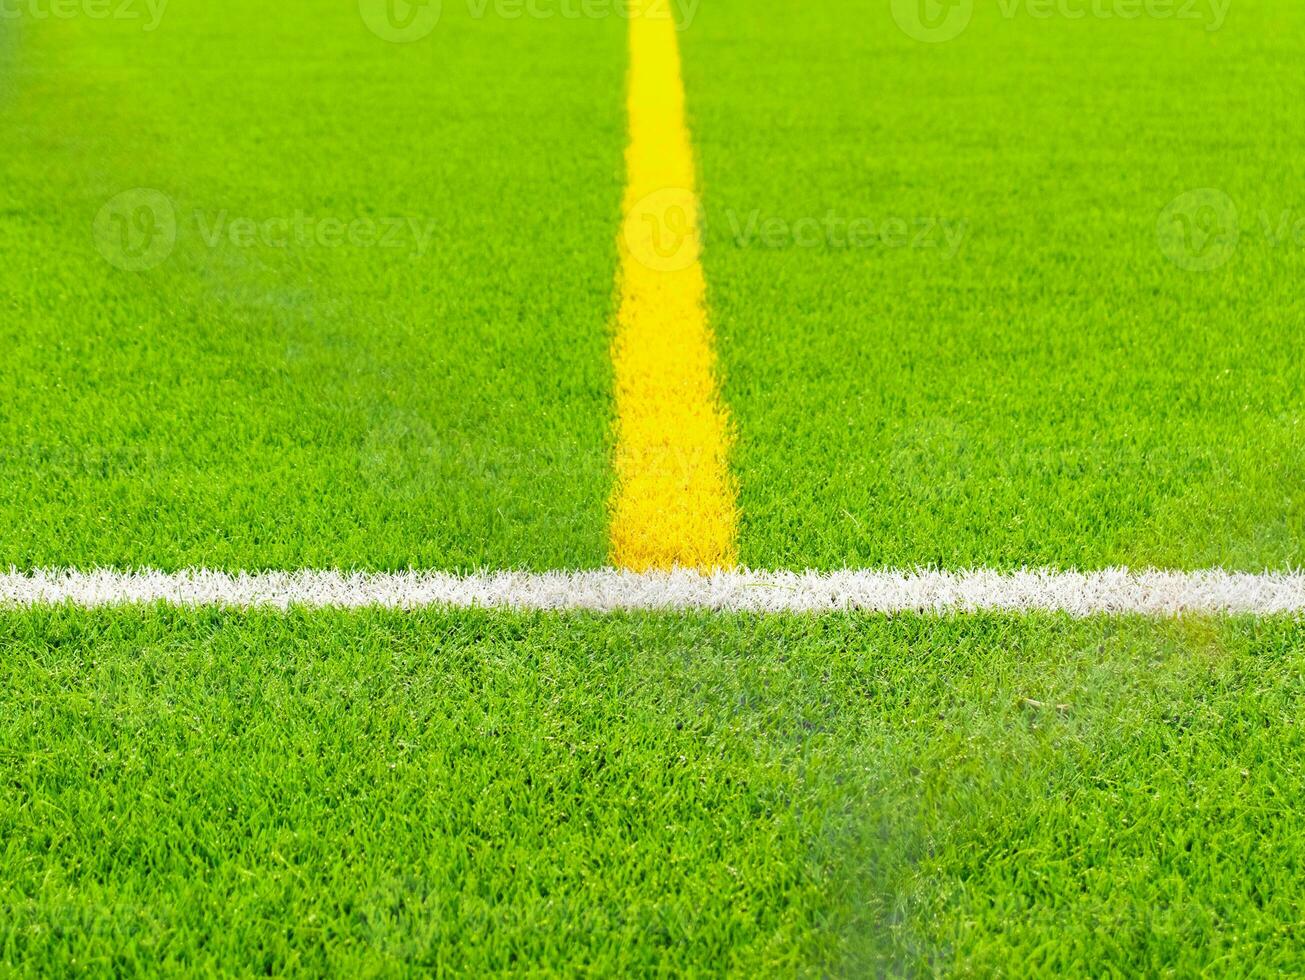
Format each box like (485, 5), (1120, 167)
(6, 5), (1305, 574)
(6, 3), (1305, 975)
(0, 4), (624, 572)
(3, 608), (1304, 975)
(683, 0), (1305, 571)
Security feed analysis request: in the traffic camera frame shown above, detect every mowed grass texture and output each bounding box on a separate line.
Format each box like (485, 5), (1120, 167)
(0, 6), (623, 571)
(7, 3), (1305, 574)
(2, 609), (1304, 974)
(6, 5), (1305, 977)
(683, 0), (1305, 571)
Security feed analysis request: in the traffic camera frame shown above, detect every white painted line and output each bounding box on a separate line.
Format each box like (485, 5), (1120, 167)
(2, 568), (1305, 615)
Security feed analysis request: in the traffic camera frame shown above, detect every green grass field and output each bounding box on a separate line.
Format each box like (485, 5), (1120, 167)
(4, 1), (1305, 974)
(5, 609), (1305, 974)
(686, 0), (1305, 571)
(0, 2), (623, 571)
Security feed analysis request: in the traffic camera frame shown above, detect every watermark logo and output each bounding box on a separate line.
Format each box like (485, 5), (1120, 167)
(726, 209), (968, 256)
(361, 0), (699, 42)
(622, 187), (700, 273)
(0, 0), (169, 31)
(893, 0), (1230, 43)
(1157, 188), (1239, 272)
(621, 189), (969, 271)
(891, 0), (973, 43)
(358, 0), (442, 42)
(93, 188), (177, 272)
(1257, 209), (1305, 250)
(1157, 188), (1305, 272)
(93, 189), (439, 271)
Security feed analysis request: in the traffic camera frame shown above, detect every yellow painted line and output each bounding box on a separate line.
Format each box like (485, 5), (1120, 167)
(610, 1), (737, 572)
